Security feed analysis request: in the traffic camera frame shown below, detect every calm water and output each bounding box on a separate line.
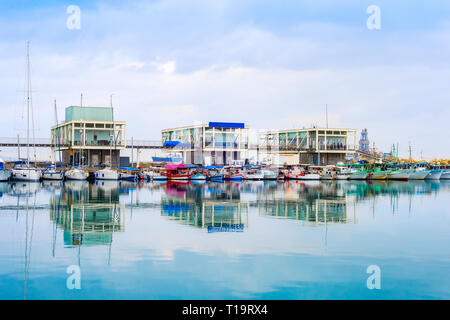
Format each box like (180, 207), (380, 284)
(0, 179), (449, 300)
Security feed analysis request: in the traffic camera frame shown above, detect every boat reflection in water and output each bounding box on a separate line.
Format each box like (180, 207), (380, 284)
(158, 180), (449, 228)
(49, 180), (125, 247)
(161, 182), (249, 231)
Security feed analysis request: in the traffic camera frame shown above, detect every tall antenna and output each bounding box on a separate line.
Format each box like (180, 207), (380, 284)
(325, 104), (328, 128)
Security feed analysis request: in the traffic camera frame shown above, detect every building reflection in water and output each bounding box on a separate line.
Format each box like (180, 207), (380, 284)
(257, 181), (351, 224)
(161, 182), (249, 231)
(49, 180), (125, 247)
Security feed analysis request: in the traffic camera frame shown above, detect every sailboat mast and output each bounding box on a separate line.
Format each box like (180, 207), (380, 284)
(26, 42), (30, 167)
(80, 93), (83, 167)
(110, 95), (113, 167)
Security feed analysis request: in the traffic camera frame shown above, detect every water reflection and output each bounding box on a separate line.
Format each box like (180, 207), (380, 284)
(49, 181), (125, 247)
(0, 179), (448, 299)
(161, 182), (248, 230)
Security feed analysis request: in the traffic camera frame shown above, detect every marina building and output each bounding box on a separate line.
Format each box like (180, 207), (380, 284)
(161, 122), (250, 165)
(260, 127), (357, 165)
(50, 106), (127, 166)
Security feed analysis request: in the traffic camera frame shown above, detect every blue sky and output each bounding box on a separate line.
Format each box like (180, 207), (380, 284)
(0, 0), (449, 158)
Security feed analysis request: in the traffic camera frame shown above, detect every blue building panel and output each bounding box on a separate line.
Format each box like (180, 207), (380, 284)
(208, 122), (245, 129)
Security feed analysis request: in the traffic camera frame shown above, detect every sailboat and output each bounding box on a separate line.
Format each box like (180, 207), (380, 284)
(95, 95), (119, 181)
(43, 101), (64, 181)
(66, 94), (88, 181)
(11, 43), (42, 182)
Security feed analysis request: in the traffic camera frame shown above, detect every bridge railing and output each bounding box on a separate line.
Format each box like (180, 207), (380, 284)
(0, 137), (52, 145)
(126, 139), (162, 148)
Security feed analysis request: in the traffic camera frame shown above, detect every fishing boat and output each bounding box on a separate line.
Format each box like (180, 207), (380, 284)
(441, 168), (450, 180)
(191, 172), (207, 180)
(296, 173), (321, 180)
(0, 159), (11, 181)
(65, 167), (88, 180)
(223, 167), (244, 181)
(319, 172), (333, 180)
(11, 43), (41, 182)
(142, 168), (167, 181)
(42, 165), (64, 180)
(243, 168), (264, 180)
(166, 164), (190, 181)
(368, 170), (388, 180)
(425, 169), (443, 180)
(224, 173), (244, 181)
(208, 174), (224, 182)
(387, 169), (413, 181)
(409, 168), (430, 180)
(348, 170), (370, 180)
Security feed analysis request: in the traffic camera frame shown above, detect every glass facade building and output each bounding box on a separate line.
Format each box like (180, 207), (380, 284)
(51, 106), (126, 166)
(161, 122), (249, 165)
(261, 127), (357, 165)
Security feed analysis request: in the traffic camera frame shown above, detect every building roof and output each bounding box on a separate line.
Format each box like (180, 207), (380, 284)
(65, 106), (113, 122)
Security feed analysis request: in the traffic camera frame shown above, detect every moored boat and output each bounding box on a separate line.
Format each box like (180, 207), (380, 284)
(95, 167), (120, 180)
(65, 167), (89, 180)
(0, 159), (11, 181)
(348, 171), (370, 180)
(441, 171), (450, 180)
(262, 169), (278, 180)
(243, 169), (264, 180)
(11, 164), (41, 182)
(368, 170), (388, 180)
(42, 165), (64, 180)
(409, 169), (430, 180)
(295, 173), (321, 180)
(191, 173), (207, 180)
(425, 169), (443, 180)
(387, 169), (412, 181)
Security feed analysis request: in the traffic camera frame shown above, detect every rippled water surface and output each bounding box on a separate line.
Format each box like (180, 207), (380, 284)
(0, 180), (449, 299)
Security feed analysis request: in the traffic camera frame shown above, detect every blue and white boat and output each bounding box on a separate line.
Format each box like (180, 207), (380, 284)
(208, 174), (223, 182)
(42, 165), (64, 180)
(425, 169), (443, 180)
(191, 173), (207, 180)
(152, 152), (183, 164)
(0, 159), (11, 181)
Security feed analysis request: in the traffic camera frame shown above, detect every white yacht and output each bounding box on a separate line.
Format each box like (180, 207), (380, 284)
(42, 165), (64, 180)
(66, 167), (89, 180)
(95, 167), (120, 180)
(11, 163), (41, 181)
